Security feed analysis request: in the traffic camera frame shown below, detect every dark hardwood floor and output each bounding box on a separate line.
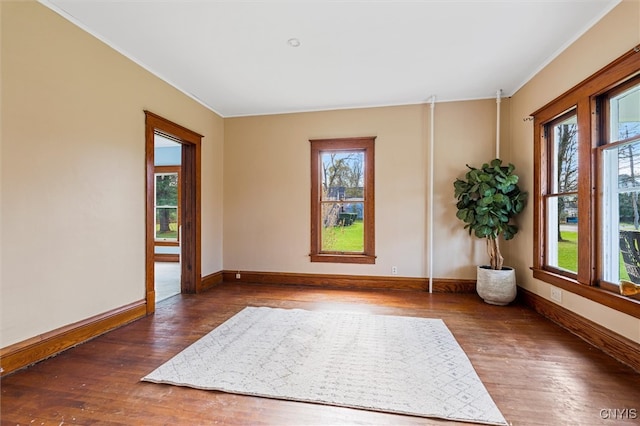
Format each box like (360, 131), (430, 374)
(2, 283), (639, 425)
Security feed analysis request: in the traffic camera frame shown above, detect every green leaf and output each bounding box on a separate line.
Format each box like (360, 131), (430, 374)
(478, 196), (493, 207)
(504, 175), (519, 185)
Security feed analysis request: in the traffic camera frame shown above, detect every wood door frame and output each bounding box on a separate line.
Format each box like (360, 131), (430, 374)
(145, 111), (203, 314)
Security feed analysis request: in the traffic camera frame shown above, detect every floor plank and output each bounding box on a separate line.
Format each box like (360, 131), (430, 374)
(2, 283), (639, 425)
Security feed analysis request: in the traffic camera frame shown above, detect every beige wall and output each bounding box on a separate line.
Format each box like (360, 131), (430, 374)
(508, 0), (640, 343)
(224, 100), (503, 279)
(0, 1), (224, 347)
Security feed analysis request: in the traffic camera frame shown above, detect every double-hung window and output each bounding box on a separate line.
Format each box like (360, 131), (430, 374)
(310, 137), (375, 264)
(154, 166), (180, 243)
(533, 47), (640, 315)
(545, 111), (579, 275)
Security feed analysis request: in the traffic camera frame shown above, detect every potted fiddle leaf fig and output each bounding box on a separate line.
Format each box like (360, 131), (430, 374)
(453, 158), (528, 305)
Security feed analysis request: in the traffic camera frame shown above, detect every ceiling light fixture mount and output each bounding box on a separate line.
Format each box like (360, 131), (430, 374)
(287, 38), (301, 48)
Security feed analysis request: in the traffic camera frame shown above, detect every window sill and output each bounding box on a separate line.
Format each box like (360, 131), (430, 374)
(310, 253), (376, 264)
(531, 268), (640, 319)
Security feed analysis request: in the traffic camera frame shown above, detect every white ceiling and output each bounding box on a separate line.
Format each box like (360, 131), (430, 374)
(41, 0), (621, 118)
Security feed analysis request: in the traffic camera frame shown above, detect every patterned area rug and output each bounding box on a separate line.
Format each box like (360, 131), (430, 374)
(142, 307), (507, 425)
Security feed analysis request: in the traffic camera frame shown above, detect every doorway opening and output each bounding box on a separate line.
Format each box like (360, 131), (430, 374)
(145, 111), (202, 314)
(154, 135), (181, 301)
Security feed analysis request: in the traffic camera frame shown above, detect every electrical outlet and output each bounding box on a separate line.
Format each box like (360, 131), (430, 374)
(235, 272), (241, 279)
(550, 286), (562, 303)
(391, 266), (398, 275)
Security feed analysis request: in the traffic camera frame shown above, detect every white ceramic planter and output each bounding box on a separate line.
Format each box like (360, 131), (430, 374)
(476, 265), (516, 306)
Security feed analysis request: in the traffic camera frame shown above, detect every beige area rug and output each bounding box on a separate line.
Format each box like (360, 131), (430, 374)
(142, 307), (508, 425)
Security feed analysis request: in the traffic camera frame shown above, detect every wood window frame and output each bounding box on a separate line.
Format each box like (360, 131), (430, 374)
(310, 136), (376, 264)
(532, 46), (640, 319)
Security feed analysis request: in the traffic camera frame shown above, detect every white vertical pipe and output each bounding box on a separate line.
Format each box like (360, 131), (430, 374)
(496, 89), (502, 158)
(428, 96), (436, 293)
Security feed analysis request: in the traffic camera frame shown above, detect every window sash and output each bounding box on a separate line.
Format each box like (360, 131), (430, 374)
(544, 193), (579, 276)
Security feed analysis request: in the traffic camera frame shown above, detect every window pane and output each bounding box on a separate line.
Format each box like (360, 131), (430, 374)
(546, 195), (578, 273)
(551, 116), (578, 193)
(617, 142), (640, 191)
(156, 207), (178, 240)
(321, 202), (364, 252)
(156, 173), (178, 205)
(321, 151), (364, 202)
(619, 225), (640, 284)
(610, 84), (640, 141)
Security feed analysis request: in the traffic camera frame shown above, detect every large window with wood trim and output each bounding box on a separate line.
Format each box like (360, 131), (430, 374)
(533, 47), (640, 315)
(310, 137), (375, 264)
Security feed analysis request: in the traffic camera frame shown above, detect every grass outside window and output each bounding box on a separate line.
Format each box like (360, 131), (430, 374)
(558, 230), (630, 281)
(322, 220), (364, 252)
